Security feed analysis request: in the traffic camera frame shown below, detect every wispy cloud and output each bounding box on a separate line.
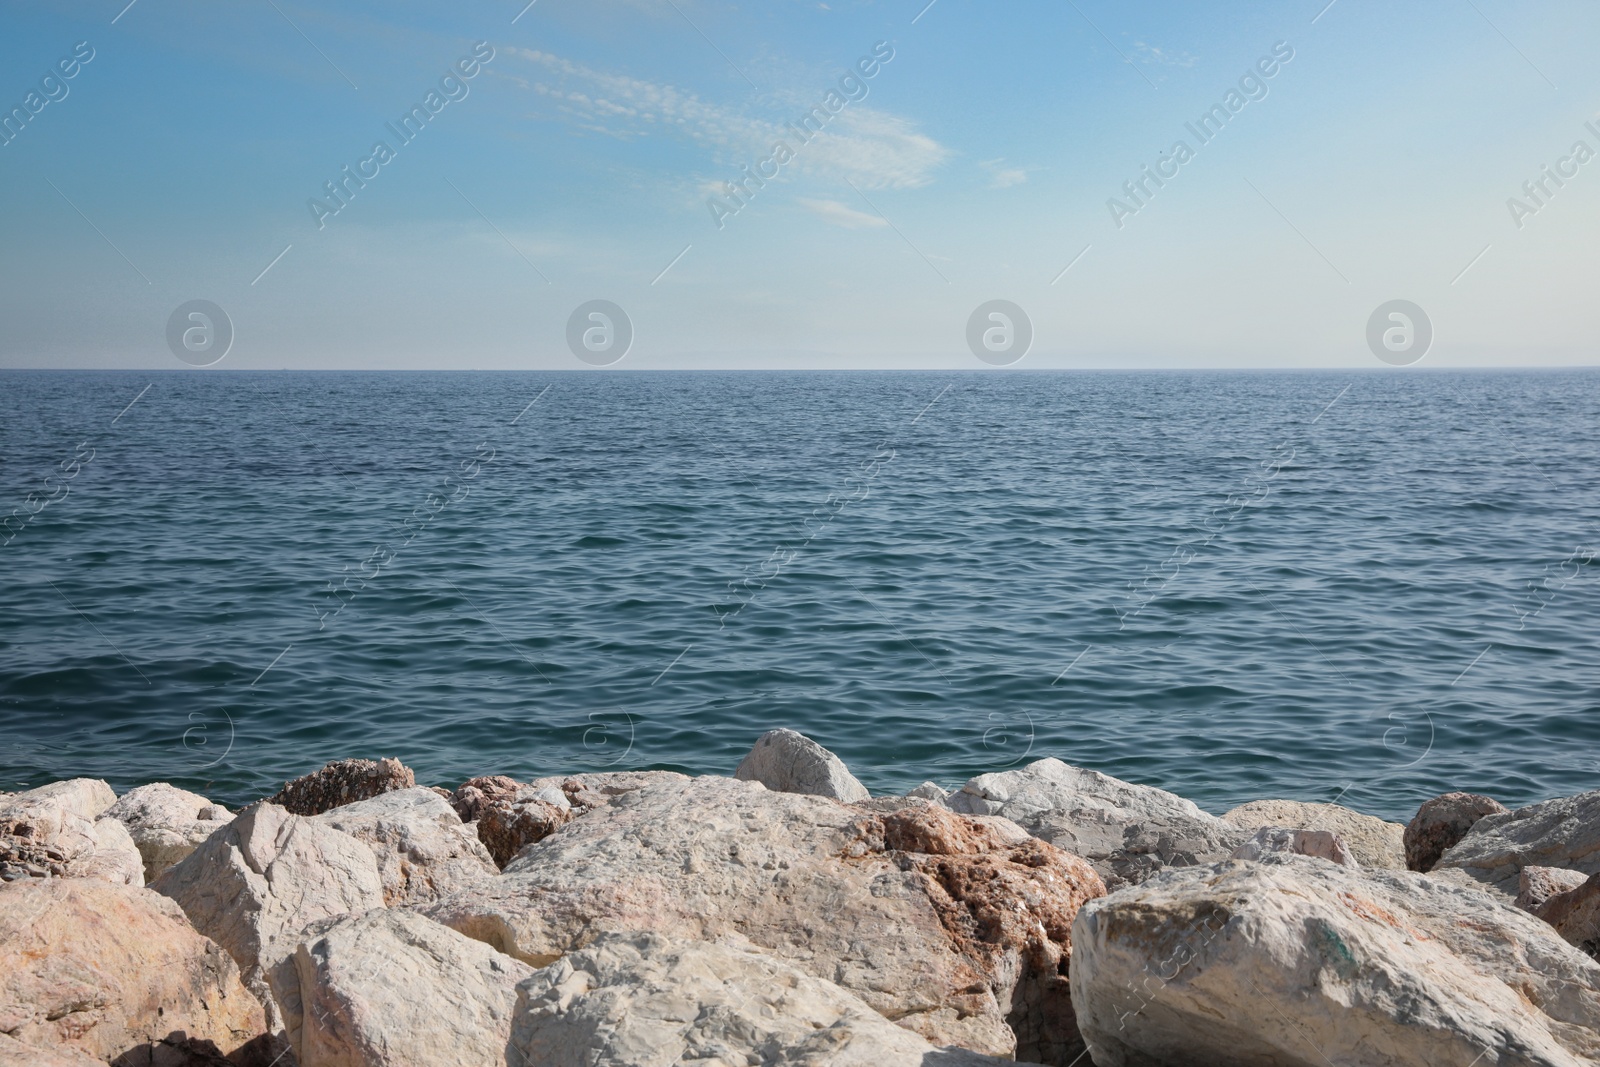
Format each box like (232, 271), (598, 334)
(1133, 41), (1198, 68)
(980, 157), (1030, 189)
(798, 198), (888, 228)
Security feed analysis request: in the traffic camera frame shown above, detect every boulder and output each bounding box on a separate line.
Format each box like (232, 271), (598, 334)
(1405, 791), (1507, 872)
(510, 931), (1026, 1067)
(1230, 826), (1357, 867)
(461, 770), (690, 868)
(152, 801), (385, 1037)
(1222, 799), (1404, 868)
(0, 779), (143, 886)
(313, 787), (497, 906)
(429, 776), (1105, 1063)
(1518, 866), (1590, 912)
(946, 758), (1247, 890)
(1434, 789), (1600, 896)
(734, 727), (870, 802)
(0, 880), (267, 1065)
(476, 790), (572, 868)
(0, 1033), (104, 1066)
(1072, 854), (1600, 1067)
(908, 781), (950, 801)
(267, 908), (533, 1066)
(1533, 873), (1600, 961)
(104, 782), (232, 882)
(267, 757), (415, 816)
(449, 774), (523, 822)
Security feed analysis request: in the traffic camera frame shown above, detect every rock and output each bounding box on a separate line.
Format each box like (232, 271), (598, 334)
(908, 780), (950, 801)
(510, 931), (1025, 1067)
(1071, 853), (1600, 1067)
(313, 787), (497, 906)
(735, 727), (870, 802)
(429, 776), (1104, 1063)
(152, 801), (385, 1038)
(1518, 865), (1591, 912)
(267, 908), (533, 1066)
(0, 1033), (104, 1067)
(947, 758), (1247, 890)
(0, 779), (143, 886)
(267, 756), (415, 816)
(463, 770), (690, 868)
(1534, 873), (1600, 961)
(449, 775), (522, 822)
(1230, 826), (1357, 867)
(104, 782), (233, 882)
(476, 791), (572, 868)
(0, 879), (267, 1065)
(1405, 790), (1507, 872)
(1434, 789), (1600, 897)
(1222, 799), (1404, 868)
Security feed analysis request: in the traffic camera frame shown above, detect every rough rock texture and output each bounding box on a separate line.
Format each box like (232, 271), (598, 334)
(267, 757), (415, 816)
(152, 801), (385, 1039)
(1406, 790), (1507, 872)
(313, 787), (496, 906)
(1435, 789), (1600, 897)
(429, 776), (1105, 1064)
(908, 781), (950, 801)
(1230, 826), (1357, 867)
(1072, 854), (1600, 1067)
(449, 775), (524, 823)
(0, 779), (143, 886)
(1518, 866), (1591, 912)
(947, 758), (1247, 890)
(476, 790), (573, 868)
(734, 728), (870, 802)
(0, 1033), (105, 1067)
(267, 908), (533, 1066)
(104, 783), (232, 882)
(0, 880), (267, 1065)
(510, 932), (1026, 1067)
(1533, 873), (1600, 961)
(462, 770), (690, 868)
(1222, 799), (1404, 868)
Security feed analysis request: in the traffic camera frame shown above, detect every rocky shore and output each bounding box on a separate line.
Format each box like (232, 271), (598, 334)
(4, 727), (1600, 1066)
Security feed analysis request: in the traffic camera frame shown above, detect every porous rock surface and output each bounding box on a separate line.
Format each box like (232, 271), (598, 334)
(734, 727), (870, 802)
(1072, 854), (1600, 1067)
(1222, 798), (1404, 868)
(429, 775), (1105, 1064)
(313, 787), (496, 906)
(946, 758), (1248, 890)
(1435, 789), (1600, 896)
(267, 757), (415, 816)
(461, 769), (690, 867)
(510, 931), (1030, 1067)
(0, 778), (143, 886)
(1230, 825), (1357, 867)
(1533, 872), (1600, 961)
(104, 782), (232, 882)
(1406, 790), (1507, 872)
(0, 879), (266, 1065)
(1518, 865), (1590, 912)
(268, 908), (533, 1067)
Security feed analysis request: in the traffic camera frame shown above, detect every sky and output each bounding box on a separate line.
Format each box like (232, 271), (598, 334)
(0, 0), (1596, 370)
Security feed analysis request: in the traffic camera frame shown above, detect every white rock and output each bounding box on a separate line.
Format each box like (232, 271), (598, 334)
(314, 787), (497, 906)
(908, 781), (949, 801)
(947, 757), (1247, 889)
(734, 728), (869, 802)
(269, 908), (533, 1067)
(1230, 825), (1357, 867)
(510, 931), (1028, 1067)
(1072, 854), (1600, 1067)
(103, 782), (232, 882)
(0, 779), (142, 886)
(529, 784), (571, 810)
(1222, 798), (1404, 868)
(1437, 788), (1600, 898)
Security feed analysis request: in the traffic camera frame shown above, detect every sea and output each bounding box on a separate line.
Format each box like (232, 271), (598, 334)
(1, 369), (1596, 823)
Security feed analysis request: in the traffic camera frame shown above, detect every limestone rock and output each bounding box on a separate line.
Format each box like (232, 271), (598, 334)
(463, 770), (690, 868)
(104, 782), (233, 882)
(947, 758), (1247, 890)
(0, 779), (143, 886)
(268, 908), (533, 1066)
(1071, 854), (1600, 1067)
(267, 757), (415, 816)
(1435, 789), (1600, 896)
(153, 801), (385, 1038)
(1230, 826), (1357, 867)
(1533, 872), (1600, 961)
(0, 880), (267, 1064)
(908, 781), (950, 801)
(1518, 866), (1590, 912)
(1406, 790), (1507, 872)
(1222, 799), (1404, 868)
(476, 791), (572, 868)
(313, 787), (496, 906)
(429, 776), (1105, 1063)
(449, 775), (523, 822)
(0, 1033), (104, 1067)
(510, 932), (1026, 1067)
(735, 728), (870, 802)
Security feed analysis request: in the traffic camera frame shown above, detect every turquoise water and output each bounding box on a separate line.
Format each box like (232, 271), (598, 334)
(1, 369), (1596, 821)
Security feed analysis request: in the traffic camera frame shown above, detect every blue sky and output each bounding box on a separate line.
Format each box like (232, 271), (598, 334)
(1, 0), (1596, 369)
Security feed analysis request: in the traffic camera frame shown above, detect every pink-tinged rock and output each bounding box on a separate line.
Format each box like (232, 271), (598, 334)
(267, 756), (416, 815)
(104, 782), (233, 882)
(0, 778), (142, 886)
(313, 787), (496, 906)
(1231, 825), (1358, 867)
(1534, 872), (1600, 961)
(1404, 791), (1506, 872)
(1517, 866), (1590, 913)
